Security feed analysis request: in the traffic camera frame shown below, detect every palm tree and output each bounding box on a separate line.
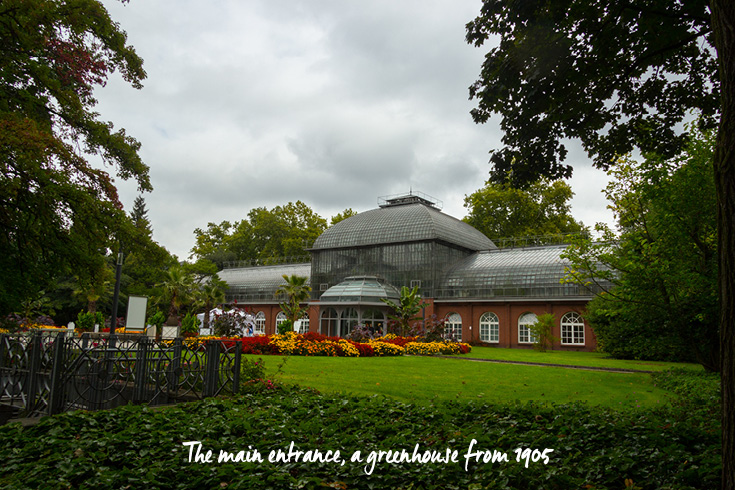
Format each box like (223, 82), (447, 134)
(381, 285), (427, 337)
(195, 278), (226, 330)
(275, 274), (311, 329)
(156, 266), (194, 326)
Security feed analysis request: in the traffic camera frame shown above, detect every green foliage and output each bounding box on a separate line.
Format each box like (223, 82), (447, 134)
(277, 319), (293, 335)
(463, 179), (585, 241)
(211, 310), (252, 338)
(276, 274), (311, 327)
(193, 278), (226, 330)
(190, 201), (328, 267)
(148, 311), (166, 328)
(330, 208), (357, 226)
(239, 357), (266, 383)
(652, 368), (721, 412)
(465, 0), (717, 186)
(563, 128), (718, 369)
(0, 0), (150, 317)
(180, 313), (200, 336)
(528, 313), (558, 352)
(0, 386), (720, 489)
(381, 285), (427, 337)
(76, 311), (104, 333)
(155, 266), (196, 326)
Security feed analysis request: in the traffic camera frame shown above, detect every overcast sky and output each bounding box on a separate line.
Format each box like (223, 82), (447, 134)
(96, 0), (613, 260)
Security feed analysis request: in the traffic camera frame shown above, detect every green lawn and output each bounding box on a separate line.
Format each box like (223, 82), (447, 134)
(446, 346), (702, 371)
(255, 354), (675, 409)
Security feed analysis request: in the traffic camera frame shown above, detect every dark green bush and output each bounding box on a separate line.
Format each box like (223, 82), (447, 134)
(0, 385), (720, 489)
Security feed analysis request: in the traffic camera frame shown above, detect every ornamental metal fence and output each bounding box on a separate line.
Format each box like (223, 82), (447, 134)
(0, 332), (242, 422)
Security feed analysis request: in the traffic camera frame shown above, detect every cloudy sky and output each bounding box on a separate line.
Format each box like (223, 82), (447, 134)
(96, 0), (613, 260)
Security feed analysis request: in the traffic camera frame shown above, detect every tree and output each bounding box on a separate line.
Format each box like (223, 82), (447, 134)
(156, 266), (195, 326)
(190, 201), (328, 267)
(330, 208), (357, 226)
(563, 129), (718, 369)
(275, 275), (311, 329)
(466, 2), (734, 486)
(130, 195), (152, 235)
(463, 179), (585, 242)
(195, 277), (227, 331)
(381, 285), (427, 337)
(0, 0), (150, 316)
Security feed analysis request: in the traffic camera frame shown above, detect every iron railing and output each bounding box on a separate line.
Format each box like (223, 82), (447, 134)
(0, 331), (242, 421)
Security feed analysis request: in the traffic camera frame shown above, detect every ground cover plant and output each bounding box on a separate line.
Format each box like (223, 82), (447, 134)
(256, 355), (670, 408)
(0, 367), (720, 490)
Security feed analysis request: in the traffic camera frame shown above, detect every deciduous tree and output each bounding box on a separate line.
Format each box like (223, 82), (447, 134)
(563, 129), (718, 370)
(466, 2), (734, 485)
(0, 0), (149, 316)
(463, 179), (585, 242)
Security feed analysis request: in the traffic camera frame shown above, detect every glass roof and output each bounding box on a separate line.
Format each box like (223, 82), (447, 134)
(319, 276), (401, 305)
(219, 263), (311, 302)
(436, 245), (605, 299)
(311, 203), (496, 251)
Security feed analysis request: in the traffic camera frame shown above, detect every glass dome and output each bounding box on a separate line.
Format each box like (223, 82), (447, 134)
(311, 202), (496, 252)
(319, 276), (401, 305)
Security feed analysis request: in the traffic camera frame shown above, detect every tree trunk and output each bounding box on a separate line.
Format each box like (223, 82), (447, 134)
(711, 1), (735, 488)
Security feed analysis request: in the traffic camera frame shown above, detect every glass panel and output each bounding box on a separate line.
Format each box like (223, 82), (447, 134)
(480, 312), (499, 343)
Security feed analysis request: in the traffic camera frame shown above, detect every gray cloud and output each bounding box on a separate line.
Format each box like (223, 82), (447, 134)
(97, 0), (614, 259)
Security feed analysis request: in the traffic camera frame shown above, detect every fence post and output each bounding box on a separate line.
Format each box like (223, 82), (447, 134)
(48, 332), (67, 416)
(167, 338), (182, 400)
(134, 336), (149, 403)
(232, 341), (241, 394)
(203, 340), (220, 398)
(25, 332), (42, 415)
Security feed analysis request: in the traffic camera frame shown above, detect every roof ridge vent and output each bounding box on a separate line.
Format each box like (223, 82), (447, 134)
(378, 191), (442, 209)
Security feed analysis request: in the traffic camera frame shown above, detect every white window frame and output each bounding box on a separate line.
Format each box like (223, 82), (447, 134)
(445, 313), (462, 341)
(275, 311), (287, 329)
(479, 312), (499, 343)
(320, 308), (338, 336)
(254, 311), (266, 336)
(561, 311), (585, 345)
(518, 312), (538, 344)
(296, 311), (309, 334)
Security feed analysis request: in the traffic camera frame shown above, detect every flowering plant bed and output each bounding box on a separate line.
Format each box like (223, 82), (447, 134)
(177, 331), (471, 357)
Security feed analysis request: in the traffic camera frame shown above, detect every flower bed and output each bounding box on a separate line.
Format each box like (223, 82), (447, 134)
(166, 331), (471, 357)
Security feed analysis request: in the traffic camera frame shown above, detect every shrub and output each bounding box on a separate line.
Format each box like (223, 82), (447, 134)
(277, 319), (293, 335)
(76, 311), (104, 333)
(408, 314), (446, 342)
(240, 356), (266, 382)
(346, 323), (379, 342)
(180, 313), (200, 337)
(212, 311), (251, 337)
(529, 313), (558, 352)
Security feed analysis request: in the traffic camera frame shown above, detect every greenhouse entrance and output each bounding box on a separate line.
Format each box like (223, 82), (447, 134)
(317, 276), (398, 337)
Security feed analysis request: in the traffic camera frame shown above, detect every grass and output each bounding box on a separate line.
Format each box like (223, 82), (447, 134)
(446, 346), (703, 371)
(255, 354), (676, 408)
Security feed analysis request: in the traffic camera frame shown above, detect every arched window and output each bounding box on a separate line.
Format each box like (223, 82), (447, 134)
(518, 312), (538, 344)
(296, 311), (310, 334)
(445, 313), (462, 341)
(479, 312), (499, 343)
(320, 308), (338, 336)
(254, 311), (266, 336)
(275, 311), (287, 331)
(561, 312), (585, 345)
(340, 308), (359, 337)
(361, 309), (385, 335)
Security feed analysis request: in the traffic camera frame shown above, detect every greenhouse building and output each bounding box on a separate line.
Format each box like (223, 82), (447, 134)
(218, 192), (602, 351)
